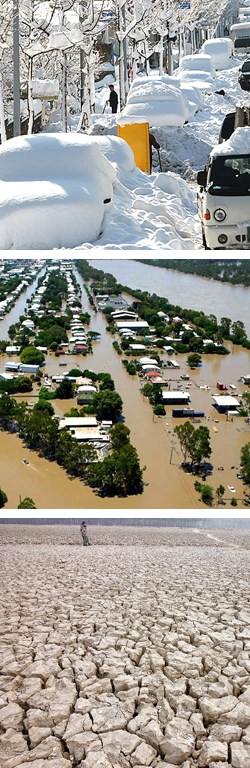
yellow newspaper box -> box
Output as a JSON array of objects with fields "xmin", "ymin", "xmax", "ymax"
[{"xmin": 117, "ymin": 117, "xmax": 150, "ymax": 174}]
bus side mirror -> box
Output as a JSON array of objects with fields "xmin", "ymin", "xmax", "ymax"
[{"xmin": 197, "ymin": 169, "xmax": 207, "ymax": 187}]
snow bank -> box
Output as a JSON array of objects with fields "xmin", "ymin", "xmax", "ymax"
[
  {"xmin": 211, "ymin": 126, "xmax": 250, "ymax": 155},
  {"xmin": 0, "ymin": 134, "xmax": 116, "ymax": 249},
  {"xmin": 91, "ymin": 135, "xmax": 135, "ymax": 173},
  {"xmin": 83, "ymin": 164, "xmax": 200, "ymax": 250},
  {"xmin": 179, "ymin": 54, "xmax": 216, "ymax": 77},
  {"xmin": 201, "ymin": 38, "xmax": 233, "ymax": 70},
  {"xmin": 95, "ymin": 74, "xmax": 115, "ymax": 91},
  {"xmin": 31, "ymin": 79, "xmax": 59, "ymax": 99},
  {"xmin": 48, "ymin": 29, "xmax": 83, "ymax": 49},
  {"xmin": 117, "ymin": 115, "xmax": 149, "ymax": 126}
]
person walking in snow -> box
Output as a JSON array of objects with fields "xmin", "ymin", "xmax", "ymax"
[
  {"xmin": 80, "ymin": 521, "xmax": 91, "ymax": 546},
  {"xmin": 108, "ymin": 85, "xmax": 118, "ymax": 113}
]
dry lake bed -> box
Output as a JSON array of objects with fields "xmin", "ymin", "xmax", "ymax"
[{"xmin": 1, "ymin": 524, "xmax": 250, "ymax": 768}]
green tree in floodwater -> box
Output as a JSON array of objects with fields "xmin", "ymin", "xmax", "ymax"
[
  {"xmin": 0, "ymin": 487, "xmax": 7, "ymax": 508},
  {"xmin": 18, "ymin": 497, "xmax": 37, "ymax": 509},
  {"xmin": 242, "ymin": 393, "xmax": 250, "ymax": 419},
  {"xmin": 93, "ymin": 390, "xmax": 123, "ymax": 422},
  {"xmin": 187, "ymin": 352, "xmax": 202, "ymax": 368},
  {"xmin": 194, "ymin": 481, "xmax": 213, "ymax": 506},
  {"xmin": 55, "ymin": 378, "xmax": 75, "ymax": 399},
  {"xmin": 110, "ymin": 423, "xmax": 130, "ymax": 451},
  {"xmin": 215, "ymin": 485, "xmax": 225, "ymax": 505},
  {"xmin": 241, "ymin": 442, "xmax": 250, "ymax": 484},
  {"xmin": 189, "ymin": 426, "xmax": 211, "ymax": 470},
  {"xmin": 20, "ymin": 346, "xmax": 45, "ymax": 366},
  {"xmin": 174, "ymin": 423, "xmax": 211, "ymax": 471},
  {"xmin": 174, "ymin": 422, "xmax": 195, "ymax": 463}
]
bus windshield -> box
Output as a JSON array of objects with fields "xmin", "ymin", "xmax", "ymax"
[{"xmin": 209, "ymin": 154, "xmax": 250, "ymax": 195}]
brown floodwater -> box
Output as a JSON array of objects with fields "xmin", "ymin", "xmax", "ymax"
[{"xmin": 0, "ymin": 261, "xmax": 250, "ymax": 510}]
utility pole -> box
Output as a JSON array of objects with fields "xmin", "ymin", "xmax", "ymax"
[
  {"xmin": 117, "ymin": 0, "xmax": 126, "ymax": 109},
  {"xmin": 13, "ymin": 0, "xmax": 20, "ymax": 136}
]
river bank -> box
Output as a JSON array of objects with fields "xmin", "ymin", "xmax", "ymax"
[{"xmin": 90, "ymin": 259, "xmax": 250, "ymax": 334}]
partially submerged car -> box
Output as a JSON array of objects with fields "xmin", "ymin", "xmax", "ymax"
[{"xmin": 197, "ymin": 127, "xmax": 250, "ymax": 249}]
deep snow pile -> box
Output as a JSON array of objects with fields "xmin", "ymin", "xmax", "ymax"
[
  {"xmin": 0, "ymin": 133, "xmax": 116, "ymax": 249},
  {"xmin": 77, "ymin": 136, "xmax": 200, "ymax": 250}
]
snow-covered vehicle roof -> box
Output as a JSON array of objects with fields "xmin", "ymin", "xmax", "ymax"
[
  {"xmin": 127, "ymin": 80, "xmax": 184, "ymax": 105},
  {"xmin": 122, "ymin": 78, "xmax": 188, "ymax": 127},
  {"xmin": 211, "ymin": 126, "xmax": 250, "ymax": 157},
  {"xmin": 0, "ymin": 133, "xmax": 116, "ymax": 249},
  {"xmin": 179, "ymin": 54, "xmax": 216, "ymax": 78},
  {"xmin": 201, "ymin": 37, "xmax": 233, "ymax": 70},
  {"xmin": 178, "ymin": 70, "xmax": 216, "ymax": 92}
]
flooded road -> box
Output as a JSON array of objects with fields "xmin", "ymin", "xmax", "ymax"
[
  {"xmin": 90, "ymin": 259, "xmax": 250, "ymax": 334},
  {"xmin": 0, "ymin": 266, "xmax": 46, "ymax": 340},
  {"xmin": 1, "ymin": 260, "xmax": 250, "ymax": 510}
]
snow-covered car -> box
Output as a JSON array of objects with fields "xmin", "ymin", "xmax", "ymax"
[
  {"xmin": 178, "ymin": 69, "xmax": 216, "ymax": 92},
  {"xmin": 197, "ymin": 127, "xmax": 250, "ymax": 249},
  {"xmin": 200, "ymin": 38, "xmax": 233, "ymax": 70},
  {"xmin": 178, "ymin": 54, "xmax": 216, "ymax": 92},
  {"xmin": 0, "ymin": 133, "xmax": 116, "ymax": 249},
  {"xmin": 122, "ymin": 78, "xmax": 188, "ymax": 127},
  {"xmin": 179, "ymin": 84, "xmax": 203, "ymax": 117},
  {"xmin": 179, "ymin": 54, "xmax": 216, "ymax": 77}
]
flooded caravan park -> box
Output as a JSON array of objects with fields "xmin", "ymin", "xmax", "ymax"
[{"xmin": 1, "ymin": 260, "xmax": 250, "ymax": 509}]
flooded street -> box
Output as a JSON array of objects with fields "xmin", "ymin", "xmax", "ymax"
[
  {"xmin": 1, "ymin": 259, "xmax": 250, "ymax": 509},
  {"xmin": 0, "ymin": 266, "xmax": 46, "ymax": 341}
]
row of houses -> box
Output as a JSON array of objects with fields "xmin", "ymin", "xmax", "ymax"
[{"xmin": 0, "ymin": 260, "xmax": 41, "ymax": 317}]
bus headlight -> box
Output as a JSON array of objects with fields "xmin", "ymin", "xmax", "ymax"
[{"xmin": 214, "ymin": 208, "xmax": 227, "ymax": 222}]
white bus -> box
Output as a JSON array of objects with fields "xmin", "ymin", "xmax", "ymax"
[{"xmin": 231, "ymin": 21, "xmax": 250, "ymax": 53}]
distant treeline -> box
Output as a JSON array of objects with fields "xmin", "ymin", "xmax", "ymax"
[
  {"xmin": 136, "ymin": 259, "xmax": 250, "ymax": 287},
  {"xmin": 1, "ymin": 518, "xmax": 250, "ymax": 529}
]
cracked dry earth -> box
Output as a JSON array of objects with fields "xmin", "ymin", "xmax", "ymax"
[{"xmin": 1, "ymin": 527, "xmax": 250, "ymax": 768}]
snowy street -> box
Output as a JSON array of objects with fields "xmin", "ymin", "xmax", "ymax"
[
  {"xmin": 1, "ymin": 39, "xmax": 250, "ymax": 249},
  {"xmin": 83, "ymin": 61, "xmax": 249, "ymax": 250}
]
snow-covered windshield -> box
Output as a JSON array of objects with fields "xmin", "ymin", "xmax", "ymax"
[{"xmin": 209, "ymin": 154, "xmax": 250, "ymax": 195}]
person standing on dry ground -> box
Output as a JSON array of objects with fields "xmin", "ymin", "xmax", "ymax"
[{"xmin": 80, "ymin": 521, "xmax": 91, "ymax": 546}]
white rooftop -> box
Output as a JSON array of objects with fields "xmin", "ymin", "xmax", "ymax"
[
  {"xmin": 116, "ymin": 321, "xmax": 149, "ymax": 329},
  {"xmin": 59, "ymin": 417, "xmax": 97, "ymax": 428},
  {"xmin": 129, "ymin": 344, "xmax": 146, "ymax": 350},
  {"xmin": 213, "ymin": 395, "xmax": 240, "ymax": 407},
  {"xmin": 162, "ymin": 391, "xmax": 190, "ymax": 401}
]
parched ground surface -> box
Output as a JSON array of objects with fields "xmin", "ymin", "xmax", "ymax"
[{"xmin": 1, "ymin": 526, "xmax": 250, "ymax": 768}]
